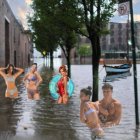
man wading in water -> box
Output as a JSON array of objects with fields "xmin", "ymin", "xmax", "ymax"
[{"xmin": 98, "ymin": 83, "xmax": 122, "ymax": 127}]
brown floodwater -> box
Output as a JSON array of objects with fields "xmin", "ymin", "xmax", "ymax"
[{"xmin": 0, "ymin": 58, "xmax": 140, "ymax": 140}]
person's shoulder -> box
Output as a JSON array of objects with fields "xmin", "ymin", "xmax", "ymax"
[
  {"xmin": 113, "ymin": 98, "xmax": 120, "ymax": 103},
  {"xmin": 84, "ymin": 101, "xmax": 91, "ymax": 109},
  {"xmin": 34, "ymin": 71, "xmax": 40, "ymax": 75},
  {"xmin": 113, "ymin": 99, "xmax": 122, "ymax": 107},
  {"xmin": 63, "ymin": 76, "xmax": 68, "ymax": 80},
  {"xmin": 25, "ymin": 72, "xmax": 30, "ymax": 76},
  {"xmin": 99, "ymin": 99, "xmax": 103, "ymax": 104}
]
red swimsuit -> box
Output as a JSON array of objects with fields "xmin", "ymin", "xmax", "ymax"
[{"xmin": 57, "ymin": 78, "xmax": 65, "ymax": 96}]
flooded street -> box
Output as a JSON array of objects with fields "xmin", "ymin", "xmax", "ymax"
[{"xmin": 0, "ymin": 58, "xmax": 140, "ymax": 140}]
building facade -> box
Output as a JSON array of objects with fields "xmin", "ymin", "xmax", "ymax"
[
  {"xmin": 0, "ymin": 0, "xmax": 33, "ymax": 67},
  {"xmin": 100, "ymin": 22, "xmax": 129, "ymax": 52},
  {"xmin": 100, "ymin": 21, "xmax": 140, "ymax": 52},
  {"xmin": 76, "ymin": 22, "xmax": 140, "ymax": 58},
  {"xmin": 135, "ymin": 22, "xmax": 140, "ymax": 50}
]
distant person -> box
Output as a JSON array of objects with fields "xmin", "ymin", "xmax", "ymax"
[
  {"xmin": 80, "ymin": 87, "xmax": 104, "ymax": 136},
  {"xmin": 98, "ymin": 83, "xmax": 122, "ymax": 127},
  {"xmin": 57, "ymin": 65, "xmax": 69, "ymax": 104},
  {"xmin": 0, "ymin": 64, "xmax": 24, "ymax": 98},
  {"xmin": 23, "ymin": 63, "xmax": 42, "ymax": 100}
]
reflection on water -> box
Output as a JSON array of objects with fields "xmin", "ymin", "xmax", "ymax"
[
  {"xmin": 103, "ymin": 72, "xmax": 132, "ymax": 82},
  {"xmin": 0, "ymin": 58, "xmax": 140, "ymax": 140}
]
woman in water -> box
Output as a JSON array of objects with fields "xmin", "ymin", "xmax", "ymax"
[
  {"xmin": 23, "ymin": 63, "xmax": 42, "ymax": 100},
  {"xmin": 80, "ymin": 87, "xmax": 104, "ymax": 136},
  {"xmin": 57, "ymin": 65, "xmax": 69, "ymax": 104},
  {"xmin": 0, "ymin": 64, "xmax": 24, "ymax": 98}
]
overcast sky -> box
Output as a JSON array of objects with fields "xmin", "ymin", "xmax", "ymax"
[{"xmin": 7, "ymin": 0, "xmax": 140, "ymax": 29}]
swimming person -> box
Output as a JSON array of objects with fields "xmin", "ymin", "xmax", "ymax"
[
  {"xmin": 23, "ymin": 63, "xmax": 42, "ymax": 100},
  {"xmin": 0, "ymin": 64, "xmax": 24, "ymax": 98},
  {"xmin": 57, "ymin": 65, "xmax": 69, "ymax": 104},
  {"xmin": 98, "ymin": 83, "xmax": 122, "ymax": 127},
  {"xmin": 80, "ymin": 87, "xmax": 104, "ymax": 136}
]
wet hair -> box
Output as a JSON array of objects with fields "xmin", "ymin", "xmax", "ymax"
[
  {"xmin": 80, "ymin": 86, "xmax": 92, "ymax": 96},
  {"xmin": 32, "ymin": 63, "xmax": 37, "ymax": 70},
  {"xmin": 59, "ymin": 65, "xmax": 67, "ymax": 73},
  {"xmin": 102, "ymin": 83, "xmax": 113, "ymax": 91},
  {"xmin": 33, "ymin": 63, "xmax": 37, "ymax": 66},
  {"xmin": 6, "ymin": 64, "xmax": 15, "ymax": 75}
]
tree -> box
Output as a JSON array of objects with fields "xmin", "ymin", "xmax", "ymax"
[
  {"xmin": 28, "ymin": 0, "xmax": 58, "ymax": 70},
  {"xmin": 58, "ymin": 30, "xmax": 77, "ymax": 77},
  {"xmin": 28, "ymin": 0, "xmax": 116, "ymax": 101},
  {"xmin": 78, "ymin": 44, "xmax": 92, "ymax": 56},
  {"xmin": 78, "ymin": 44, "xmax": 92, "ymax": 63},
  {"xmin": 28, "ymin": 0, "xmax": 80, "ymax": 76},
  {"xmin": 51, "ymin": 0, "xmax": 81, "ymax": 77},
  {"xmin": 74, "ymin": 0, "xmax": 116, "ymax": 101}
]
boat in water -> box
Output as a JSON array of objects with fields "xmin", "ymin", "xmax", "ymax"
[
  {"xmin": 103, "ymin": 71, "xmax": 132, "ymax": 82},
  {"xmin": 104, "ymin": 63, "xmax": 132, "ymax": 75}
]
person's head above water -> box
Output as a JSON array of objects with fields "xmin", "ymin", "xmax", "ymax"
[
  {"xmin": 59, "ymin": 65, "xmax": 67, "ymax": 77},
  {"xmin": 102, "ymin": 83, "xmax": 113, "ymax": 91},
  {"xmin": 102, "ymin": 83, "xmax": 113, "ymax": 98},
  {"xmin": 31, "ymin": 63, "xmax": 37, "ymax": 73},
  {"xmin": 80, "ymin": 86, "xmax": 92, "ymax": 102},
  {"xmin": 6, "ymin": 64, "xmax": 14, "ymax": 75}
]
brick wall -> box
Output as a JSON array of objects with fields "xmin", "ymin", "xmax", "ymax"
[{"xmin": 0, "ymin": 0, "xmax": 33, "ymax": 68}]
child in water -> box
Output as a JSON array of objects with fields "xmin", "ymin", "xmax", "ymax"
[{"xmin": 80, "ymin": 87, "xmax": 104, "ymax": 136}]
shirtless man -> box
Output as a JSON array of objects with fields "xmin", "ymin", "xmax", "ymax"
[{"xmin": 98, "ymin": 83, "xmax": 122, "ymax": 127}]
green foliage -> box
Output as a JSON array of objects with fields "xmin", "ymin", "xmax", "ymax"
[
  {"xmin": 78, "ymin": 44, "xmax": 92, "ymax": 56},
  {"xmin": 28, "ymin": 0, "xmax": 81, "ymax": 57},
  {"xmin": 75, "ymin": 0, "xmax": 117, "ymax": 38},
  {"xmin": 27, "ymin": 0, "xmax": 117, "ymax": 98},
  {"xmin": 28, "ymin": 0, "xmax": 116, "ymax": 55},
  {"xmin": 27, "ymin": 0, "xmax": 60, "ymax": 56}
]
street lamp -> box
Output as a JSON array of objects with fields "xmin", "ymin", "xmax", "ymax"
[{"xmin": 128, "ymin": 40, "xmax": 132, "ymax": 46}]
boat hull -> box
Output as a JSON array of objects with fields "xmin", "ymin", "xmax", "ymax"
[{"xmin": 104, "ymin": 64, "xmax": 131, "ymax": 75}]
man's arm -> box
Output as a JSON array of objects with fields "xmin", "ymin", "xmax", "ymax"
[
  {"xmin": 112, "ymin": 102, "xmax": 122, "ymax": 125},
  {"xmin": 101, "ymin": 102, "xmax": 122, "ymax": 127}
]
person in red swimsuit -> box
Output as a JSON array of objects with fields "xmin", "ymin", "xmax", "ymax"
[{"xmin": 57, "ymin": 65, "xmax": 69, "ymax": 104}]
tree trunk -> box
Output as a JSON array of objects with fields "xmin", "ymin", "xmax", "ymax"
[
  {"xmin": 90, "ymin": 0, "xmax": 101, "ymax": 102},
  {"xmin": 66, "ymin": 48, "xmax": 71, "ymax": 78},
  {"xmin": 59, "ymin": 44, "xmax": 71, "ymax": 77},
  {"xmin": 50, "ymin": 50, "xmax": 54, "ymax": 70},
  {"xmin": 91, "ymin": 37, "xmax": 100, "ymax": 102}
]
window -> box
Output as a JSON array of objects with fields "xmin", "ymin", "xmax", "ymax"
[
  {"xmin": 14, "ymin": 28, "xmax": 16, "ymax": 43},
  {"xmin": 111, "ymin": 38, "xmax": 114, "ymax": 43},
  {"xmin": 111, "ymin": 24, "xmax": 114, "ymax": 29},
  {"xmin": 111, "ymin": 31, "xmax": 114, "ymax": 36},
  {"xmin": 118, "ymin": 37, "xmax": 122, "ymax": 43},
  {"xmin": 18, "ymin": 33, "xmax": 20, "ymax": 45},
  {"xmin": 118, "ymin": 30, "xmax": 122, "ymax": 35},
  {"xmin": 118, "ymin": 23, "xmax": 122, "ymax": 29}
]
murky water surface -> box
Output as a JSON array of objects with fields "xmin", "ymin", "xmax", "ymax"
[{"xmin": 0, "ymin": 58, "xmax": 140, "ymax": 140}]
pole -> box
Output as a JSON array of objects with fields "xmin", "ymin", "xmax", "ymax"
[
  {"xmin": 129, "ymin": 0, "xmax": 139, "ymax": 125},
  {"xmin": 127, "ymin": 13, "xmax": 129, "ymax": 61}
]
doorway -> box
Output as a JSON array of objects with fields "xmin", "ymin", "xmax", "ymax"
[
  {"xmin": 5, "ymin": 19, "xmax": 10, "ymax": 66},
  {"xmin": 14, "ymin": 50, "xmax": 16, "ymax": 67}
]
